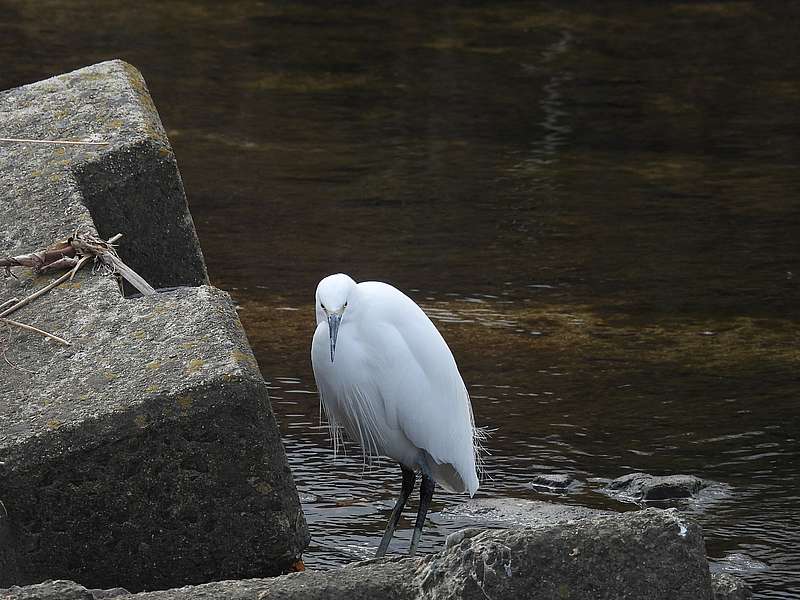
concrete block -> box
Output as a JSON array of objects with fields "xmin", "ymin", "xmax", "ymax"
[{"xmin": 0, "ymin": 61, "xmax": 308, "ymax": 591}]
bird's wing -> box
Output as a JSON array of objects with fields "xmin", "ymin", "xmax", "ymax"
[{"xmin": 359, "ymin": 284, "xmax": 479, "ymax": 495}]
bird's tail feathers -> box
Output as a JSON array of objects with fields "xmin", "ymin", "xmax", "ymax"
[{"xmin": 473, "ymin": 425, "xmax": 494, "ymax": 485}]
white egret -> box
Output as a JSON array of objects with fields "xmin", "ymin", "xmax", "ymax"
[{"xmin": 311, "ymin": 273, "xmax": 483, "ymax": 557}]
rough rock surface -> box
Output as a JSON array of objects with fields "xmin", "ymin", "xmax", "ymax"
[
  {"xmin": 0, "ymin": 580, "xmax": 94, "ymax": 600},
  {"xmin": 711, "ymin": 573, "xmax": 753, "ymax": 600},
  {"xmin": 440, "ymin": 496, "xmax": 610, "ymax": 527},
  {"xmin": 1, "ymin": 510, "xmax": 721, "ymax": 600},
  {"xmin": 0, "ymin": 501, "xmax": 20, "ymax": 586},
  {"xmin": 606, "ymin": 472, "xmax": 706, "ymax": 502},
  {"xmin": 0, "ymin": 61, "xmax": 308, "ymax": 591}
]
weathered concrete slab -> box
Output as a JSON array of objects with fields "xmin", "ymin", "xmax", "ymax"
[
  {"xmin": 0, "ymin": 61, "xmax": 308, "ymax": 591},
  {"xmin": 1, "ymin": 510, "xmax": 731, "ymax": 600},
  {"xmin": 439, "ymin": 496, "xmax": 610, "ymax": 527}
]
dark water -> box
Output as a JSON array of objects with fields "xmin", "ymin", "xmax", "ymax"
[{"xmin": 3, "ymin": 2, "xmax": 799, "ymax": 597}]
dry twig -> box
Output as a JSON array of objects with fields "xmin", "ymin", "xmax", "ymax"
[
  {"xmin": 0, "ymin": 323, "xmax": 37, "ymax": 374},
  {"xmin": 0, "ymin": 298, "xmax": 19, "ymax": 312},
  {"xmin": 0, "ymin": 232, "xmax": 126, "ymax": 319},
  {"xmin": 0, "ymin": 231, "xmax": 156, "ymax": 350},
  {"xmin": 0, "ymin": 270, "xmax": 75, "ymax": 318},
  {"xmin": 0, "ymin": 317, "xmax": 70, "ymax": 345},
  {"xmin": 0, "ymin": 137, "xmax": 108, "ymax": 146},
  {"xmin": 1, "ymin": 239, "xmax": 76, "ymax": 276}
]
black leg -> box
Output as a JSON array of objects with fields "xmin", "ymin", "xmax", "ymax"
[
  {"xmin": 376, "ymin": 465, "xmax": 416, "ymax": 558},
  {"xmin": 408, "ymin": 473, "xmax": 435, "ymax": 556}
]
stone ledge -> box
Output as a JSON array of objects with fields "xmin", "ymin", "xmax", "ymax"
[{"xmin": 0, "ymin": 510, "xmax": 753, "ymax": 600}]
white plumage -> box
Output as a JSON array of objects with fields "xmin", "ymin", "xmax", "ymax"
[{"xmin": 310, "ymin": 273, "xmax": 482, "ymax": 556}]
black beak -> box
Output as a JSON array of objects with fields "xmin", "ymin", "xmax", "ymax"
[{"xmin": 327, "ymin": 313, "xmax": 341, "ymax": 363}]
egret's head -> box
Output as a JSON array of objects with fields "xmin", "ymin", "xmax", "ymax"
[{"xmin": 315, "ymin": 273, "xmax": 356, "ymax": 363}]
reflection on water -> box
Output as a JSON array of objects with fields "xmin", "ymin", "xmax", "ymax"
[{"xmin": 2, "ymin": 2, "xmax": 799, "ymax": 597}]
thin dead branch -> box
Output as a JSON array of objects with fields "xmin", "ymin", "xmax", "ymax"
[
  {"xmin": 103, "ymin": 254, "xmax": 156, "ymax": 295},
  {"xmin": 1, "ymin": 239, "xmax": 76, "ymax": 275},
  {"xmin": 1, "ymin": 265, "xmax": 82, "ymax": 318},
  {"xmin": 0, "ymin": 298, "xmax": 19, "ymax": 312},
  {"xmin": 0, "ymin": 323, "xmax": 37, "ymax": 374},
  {"xmin": 1, "ymin": 317, "xmax": 70, "ymax": 345},
  {"xmin": 0, "ymin": 231, "xmax": 156, "ymax": 350},
  {"xmin": 39, "ymin": 256, "xmax": 80, "ymax": 273},
  {"xmin": 0, "ymin": 232, "xmax": 125, "ymax": 320},
  {"xmin": 0, "ymin": 137, "xmax": 108, "ymax": 146},
  {"xmin": 68, "ymin": 255, "xmax": 91, "ymax": 282}
]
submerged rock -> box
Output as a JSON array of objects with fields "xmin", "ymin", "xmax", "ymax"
[
  {"xmin": 2, "ymin": 510, "xmax": 730, "ymax": 600},
  {"xmin": 711, "ymin": 552, "xmax": 769, "ymax": 575},
  {"xmin": 605, "ymin": 472, "xmax": 706, "ymax": 502},
  {"xmin": 528, "ymin": 472, "xmax": 583, "ymax": 492}
]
